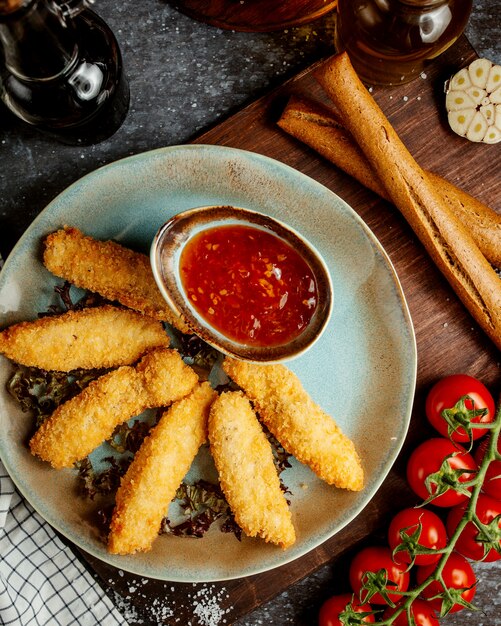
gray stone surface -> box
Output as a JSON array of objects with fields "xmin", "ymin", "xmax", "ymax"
[
  {"xmin": 2, "ymin": 2, "xmax": 498, "ymax": 259},
  {"xmin": 0, "ymin": 2, "xmax": 499, "ymax": 625}
]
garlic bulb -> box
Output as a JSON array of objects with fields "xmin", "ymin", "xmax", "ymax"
[{"xmin": 445, "ymin": 58, "xmax": 501, "ymax": 144}]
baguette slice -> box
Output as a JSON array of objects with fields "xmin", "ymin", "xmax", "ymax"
[
  {"xmin": 314, "ymin": 52, "xmax": 501, "ymax": 350},
  {"xmin": 278, "ymin": 94, "xmax": 501, "ymax": 267}
]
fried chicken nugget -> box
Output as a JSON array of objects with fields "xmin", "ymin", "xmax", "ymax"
[
  {"xmin": 0, "ymin": 305, "xmax": 169, "ymax": 371},
  {"xmin": 108, "ymin": 382, "xmax": 217, "ymax": 555},
  {"xmin": 43, "ymin": 226, "xmax": 191, "ymax": 333},
  {"xmin": 223, "ymin": 358, "xmax": 364, "ymax": 492},
  {"xmin": 30, "ymin": 348, "xmax": 198, "ymax": 469},
  {"xmin": 209, "ymin": 391, "xmax": 295, "ymax": 549}
]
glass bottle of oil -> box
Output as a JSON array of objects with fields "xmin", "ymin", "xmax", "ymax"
[
  {"xmin": 0, "ymin": 0, "xmax": 129, "ymax": 144},
  {"xmin": 335, "ymin": 0, "xmax": 473, "ymax": 86}
]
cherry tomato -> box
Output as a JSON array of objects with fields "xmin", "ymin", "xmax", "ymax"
[
  {"xmin": 416, "ymin": 552, "xmax": 476, "ymax": 613},
  {"xmin": 406, "ymin": 438, "xmax": 477, "ymax": 507},
  {"xmin": 474, "ymin": 436, "xmax": 501, "ymax": 500},
  {"xmin": 383, "ymin": 599, "xmax": 439, "ymax": 625},
  {"xmin": 446, "ymin": 494, "xmax": 501, "ymax": 562},
  {"xmin": 388, "ymin": 508, "xmax": 447, "ymax": 566},
  {"xmin": 425, "ymin": 374, "xmax": 495, "ymax": 442},
  {"xmin": 318, "ymin": 593, "xmax": 375, "ymax": 626},
  {"xmin": 349, "ymin": 546, "xmax": 410, "ymax": 605}
]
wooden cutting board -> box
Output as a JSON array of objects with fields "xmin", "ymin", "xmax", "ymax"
[{"xmin": 82, "ymin": 36, "xmax": 500, "ymax": 625}]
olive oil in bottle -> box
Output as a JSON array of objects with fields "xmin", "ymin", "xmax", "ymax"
[{"xmin": 335, "ymin": 0, "xmax": 473, "ymax": 86}]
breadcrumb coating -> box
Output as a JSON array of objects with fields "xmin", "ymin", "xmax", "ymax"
[
  {"xmin": 108, "ymin": 382, "xmax": 216, "ymax": 555},
  {"xmin": 222, "ymin": 358, "xmax": 364, "ymax": 492},
  {"xmin": 43, "ymin": 226, "xmax": 191, "ymax": 333},
  {"xmin": 209, "ymin": 391, "xmax": 296, "ymax": 549},
  {"xmin": 0, "ymin": 305, "xmax": 169, "ymax": 371},
  {"xmin": 29, "ymin": 348, "xmax": 198, "ymax": 468}
]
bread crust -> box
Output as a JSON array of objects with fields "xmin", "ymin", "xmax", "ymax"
[
  {"xmin": 278, "ymin": 94, "xmax": 501, "ymax": 267},
  {"xmin": 313, "ymin": 53, "xmax": 501, "ymax": 350}
]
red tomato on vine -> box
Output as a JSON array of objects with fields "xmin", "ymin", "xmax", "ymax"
[
  {"xmin": 406, "ymin": 438, "xmax": 477, "ymax": 507},
  {"xmin": 426, "ymin": 374, "xmax": 495, "ymax": 443},
  {"xmin": 416, "ymin": 551, "xmax": 477, "ymax": 614},
  {"xmin": 388, "ymin": 507, "xmax": 447, "ymax": 566},
  {"xmin": 446, "ymin": 493, "xmax": 501, "ymax": 562},
  {"xmin": 318, "ymin": 593, "xmax": 375, "ymax": 626},
  {"xmin": 349, "ymin": 546, "xmax": 410, "ymax": 605}
]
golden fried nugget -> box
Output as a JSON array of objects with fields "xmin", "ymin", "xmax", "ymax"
[
  {"xmin": 209, "ymin": 391, "xmax": 295, "ymax": 549},
  {"xmin": 223, "ymin": 358, "xmax": 364, "ymax": 492},
  {"xmin": 43, "ymin": 226, "xmax": 191, "ymax": 333},
  {"xmin": 108, "ymin": 382, "xmax": 216, "ymax": 555},
  {"xmin": 30, "ymin": 348, "xmax": 198, "ymax": 468},
  {"xmin": 0, "ymin": 305, "xmax": 169, "ymax": 371}
]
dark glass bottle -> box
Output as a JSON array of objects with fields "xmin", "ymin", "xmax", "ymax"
[
  {"xmin": 335, "ymin": 0, "xmax": 473, "ymax": 85},
  {"xmin": 0, "ymin": 0, "xmax": 129, "ymax": 144}
]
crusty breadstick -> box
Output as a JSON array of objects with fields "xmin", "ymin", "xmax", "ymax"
[
  {"xmin": 222, "ymin": 358, "xmax": 364, "ymax": 492},
  {"xmin": 279, "ymin": 95, "xmax": 383, "ymax": 196},
  {"xmin": 209, "ymin": 390, "xmax": 296, "ymax": 549},
  {"xmin": 30, "ymin": 348, "xmax": 199, "ymax": 468},
  {"xmin": 108, "ymin": 382, "xmax": 216, "ymax": 555},
  {"xmin": 0, "ymin": 305, "xmax": 169, "ymax": 371},
  {"xmin": 43, "ymin": 226, "xmax": 191, "ymax": 333},
  {"xmin": 314, "ymin": 52, "xmax": 501, "ymax": 350},
  {"xmin": 278, "ymin": 94, "xmax": 501, "ymax": 267}
]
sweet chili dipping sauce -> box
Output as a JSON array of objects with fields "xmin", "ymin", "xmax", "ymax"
[{"xmin": 179, "ymin": 224, "xmax": 319, "ymax": 347}]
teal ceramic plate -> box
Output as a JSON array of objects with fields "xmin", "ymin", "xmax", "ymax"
[{"xmin": 0, "ymin": 145, "xmax": 417, "ymax": 582}]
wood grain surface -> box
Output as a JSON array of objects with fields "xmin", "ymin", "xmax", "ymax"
[{"xmin": 82, "ymin": 35, "xmax": 500, "ymax": 625}]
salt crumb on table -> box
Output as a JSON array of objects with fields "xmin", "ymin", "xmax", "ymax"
[{"xmin": 110, "ymin": 579, "xmax": 232, "ymax": 626}]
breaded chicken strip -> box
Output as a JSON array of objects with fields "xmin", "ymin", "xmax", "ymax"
[
  {"xmin": 209, "ymin": 391, "xmax": 295, "ymax": 549},
  {"xmin": 223, "ymin": 358, "xmax": 364, "ymax": 492},
  {"xmin": 108, "ymin": 382, "xmax": 217, "ymax": 555},
  {"xmin": 0, "ymin": 305, "xmax": 169, "ymax": 371},
  {"xmin": 30, "ymin": 348, "xmax": 198, "ymax": 468},
  {"xmin": 43, "ymin": 226, "xmax": 191, "ymax": 333}
]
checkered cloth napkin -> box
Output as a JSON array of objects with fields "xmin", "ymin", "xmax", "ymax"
[{"xmin": 0, "ymin": 461, "xmax": 127, "ymax": 626}]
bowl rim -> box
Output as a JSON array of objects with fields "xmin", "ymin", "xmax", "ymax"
[{"xmin": 150, "ymin": 205, "xmax": 334, "ymax": 363}]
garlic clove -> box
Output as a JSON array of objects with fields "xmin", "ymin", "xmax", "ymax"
[
  {"xmin": 486, "ymin": 64, "xmax": 501, "ymax": 93},
  {"xmin": 448, "ymin": 108, "xmax": 475, "ymax": 136},
  {"xmin": 490, "ymin": 86, "xmax": 501, "ymax": 105},
  {"xmin": 465, "ymin": 111, "xmax": 489, "ymax": 142},
  {"xmin": 484, "ymin": 126, "xmax": 501, "ymax": 145},
  {"xmin": 495, "ymin": 104, "xmax": 501, "ymax": 127},
  {"xmin": 449, "ymin": 67, "xmax": 471, "ymax": 91},
  {"xmin": 445, "ymin": 90, "xmax": 476, "ymax": 111},
  {"xmin": 468, "ymin": 58, "xmax": 491, "ymax": 89},
  {"xmin": 446, "ymin": 58, "xmax": 501, "ymax": 144},
  {"xmin": 480, "ymin": 103, "xmax": 495, "ymax": 126},
  {"xmin": 465, "ymin": 86, "xmax": 487, "ymax": 106}
]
